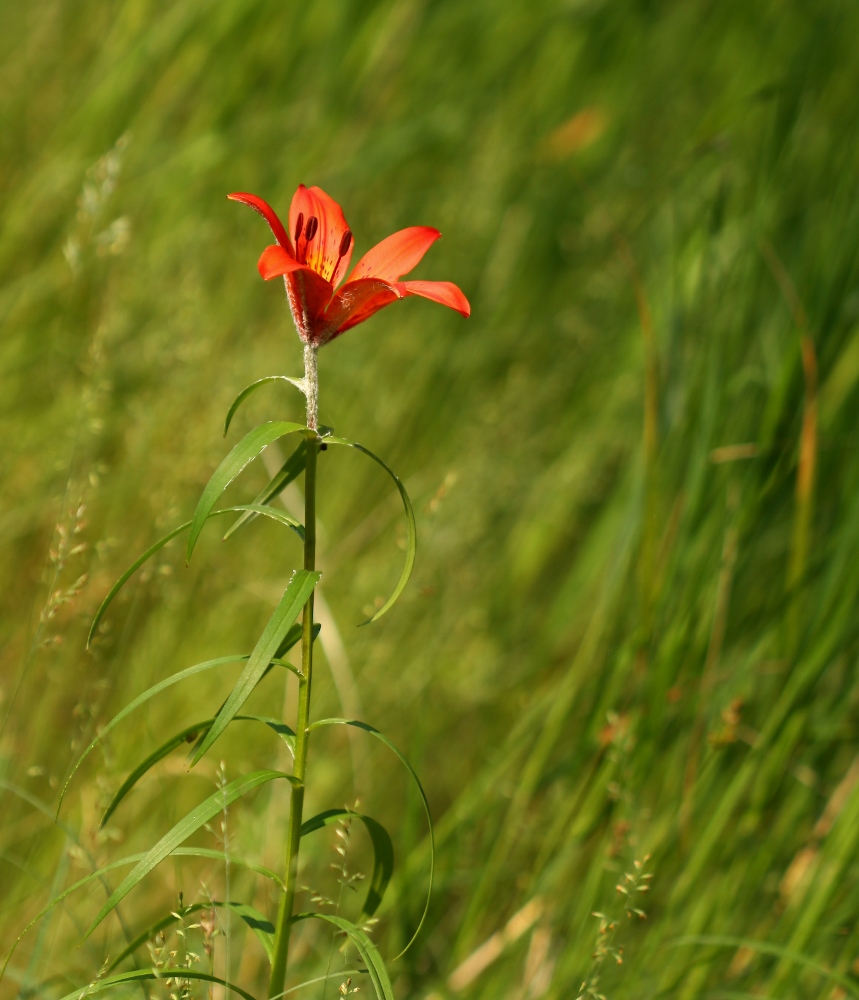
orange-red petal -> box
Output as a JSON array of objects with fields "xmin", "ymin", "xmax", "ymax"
[
  {"xmin": 398, "ymin": 280, "xmax": 471, "ymax": 317},
  {"xmin": 321, "ymin": 278, "xmax": 403, "ymax": 341},
  {"xmin": 228, "ymin": 192, "xmax": 293, "ymax": 252},
  {"xmin": 289, "ymin": 184, "xmax": 353, "ymax": 286},
  {"xmin": 258, "ymin": 244, "xmax": 315, "ymax": 280},
  {"xmin": 348, "ymin": 227, "xmax": 441, "ymax": 284}
]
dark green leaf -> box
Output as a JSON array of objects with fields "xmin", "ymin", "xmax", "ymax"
[
  {"xmin": 88, "ymin": 504, "xmax": 303, "ymax": 647},
  {"xmin": 309, "ymin": 719, "xmax": 433, "ymax": 957},
  {"xmin": 301, "ymin": 809, "xmax": 394, "ymax": 920},
  {"xmin": 223, "ymin": 439, "xmax": 306, "ymax": 541},
  {"xmin": 224, "ymin": 375, "xmax": 306, "ymax": 436},
  {"xmin": 187, "ymin": 421, "xmax": 306, "ymax": 561},
  {"xmin": 325, "ymin": 437, "xmax": 415, "ymax": 624},
  {"xmin": 190, "ymin": 570, "xmax": 320, "ymax": 764},
  {"xmin": 85, "ymin": 770, "xmax": 296, "ymax": 938},
  {"xmin": 291, "ymin": 912, "xmax": 394, "ymax": 1000},
  {"xmin": 101, "ymin": 715, "xmax": 296, "ymax": 827}
]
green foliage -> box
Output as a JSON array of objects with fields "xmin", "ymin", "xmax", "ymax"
[{"xmin": 3, "ymin": 0, "xmax": 859, "ymax": 998}]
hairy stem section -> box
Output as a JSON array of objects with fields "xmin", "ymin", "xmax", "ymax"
[{"xmin": 269, "ymin": 353, "xmax": 319, "ymax": 997}]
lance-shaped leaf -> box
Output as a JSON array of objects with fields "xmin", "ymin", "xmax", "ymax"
[
  {"xmin": 56, "ymin": 969, "xmax": 256, "ymax": 1000},
  {"xmin": 59, "ymin": 639, "xmax": 303, "ymax": 815},
  {"xmin": 291, "ymin": 912, "xmax": 394, "ymax": 1000},
  {"xmin": 223, "ymin": 438, "xmax": 306, "ymax": 541},
  {"xmin": 301, "ymin": 809, "xmax": 394, "ymax": 920},
  {"xmin": 187, "ymin": 420, "xmax": 308, "ymax": 561},
  {"xmin": 101, "ymin": 716, "xmax": 296, "ymax": 827},
  {"xmin": 109, "ymin": 899, "xmax": 274, "ymax": 972},
  {"xmin": 224, "ymin": 375, "xmax": 307, "ymax": 436},
  {"xmin": 325, "ymin": 437, "xmax": 415, "ymax": 624},
  {"xmin": 309, "ymin": 719, "xmax": 433, "ymax": 958},
  {"xmin": 88, "ymin": 504, "xmax": 303, "ymax": 646},
  {"xmin": 85, "ymin": 770, "xmax": 296, "ymax": 938},
  {"xmin": 190, "ymin": 570, "xmax": 320, "ymax": 765}
]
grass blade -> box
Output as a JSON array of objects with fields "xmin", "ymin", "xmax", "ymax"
[
  {"xmin": 88, "ymin": 504, "xmax": 303, "ymax": 647},
  {"xmin": 190, "ymin": 570, "xmax": 320, "ymax": 765},
  {"xmin": 85, "ymin": 770, "xmax": 296, "ymax": 938},
  {"xmin": 223, "ymin": 439, "xmax": 307, "ymax": 541},
  {"xmin": 224, "ymin": 375, "xmax": 306, "ymax": 436},
  {"xmin": 109, "ymin": 899, "xmax": 275, "ymax": 972},
  {"xmin": 101, "ymin": 715, "xmax": 296, "ymax": 827},
  {"xmin": 57, "ymin": 969, "xmax": 257, "ymax": 1000},
  {"xmin": 309, "ymin": 719, "xmax": 433, "ymax": 957},
  {"xmin": 187, "ymin": 421, "xmax": 307, "ymax": 561},
  {"xmin": 291, "ymin": 913, "xmax": 394, "ymax": 1000},
  {"xmin": 301, "ymin": 809, "xmax": 394, "ymax": 919},
  {"xmin": 325, "ymin": 437, "xmax": 415, "ymax": 624}
]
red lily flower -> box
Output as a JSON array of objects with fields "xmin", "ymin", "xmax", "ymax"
[{"xmin": 228, "ymin": 185, "xmax": 470, "ymax": 347}]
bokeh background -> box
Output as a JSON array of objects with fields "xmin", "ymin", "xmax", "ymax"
[{"xmin": 3, "ymin": 0, "xmax": 859, "ymax": 996}]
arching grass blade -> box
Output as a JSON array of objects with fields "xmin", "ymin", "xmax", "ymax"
[
  {"xmin": 301, "ymin": 809, "xmax": 394, "ymax": 919},
  {"xmin": 88, "ymin": 504, "xmax": 303, "ymax": 647},
  {"xmin": 190, "ymin": 570, "xmax": 320, "ymax": 765},
  {"xmin": 224, "ymin": 375, "xmax": 307, "ymax": 436},
  {"xmin": 101, "ymin": 715, "xmax": 296, "ymax": 827},
  {"xmin": 187, "ymin": 421, "xmax": 307, "ymax": 561},
  {"xmin": 109, "ymin": 899, "xmax": 275, "ymax": 972},
  {"xmin": 57, "ymin": 969, "xmax": 257, "ymax": 1000},
  {"xmin": 325, "ymin": 437, "xmax": 415, "ymax": 624},
  {"xmin": 291, "ymin": 913, "xmax": 394, "ymax": 1000},
  {"xmin": 85, "ymin": 770, "xmax": 296, "ymax": 938},
  {"xmin": 309, "ymin": 719, "xmax": 433, "ymax": 957},
  {"xmin": 223, "ymin": 439, "xmax": 307, "ymax": 541}
]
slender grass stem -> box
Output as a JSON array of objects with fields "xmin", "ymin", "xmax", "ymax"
[{"xmin": 269, "ymin": 347, "xmax": 319, "ymax": 997}]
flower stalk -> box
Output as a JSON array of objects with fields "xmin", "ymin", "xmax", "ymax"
[{"xmin": 269, "ymin": 349, "xmax": 319, "ymax": 996}]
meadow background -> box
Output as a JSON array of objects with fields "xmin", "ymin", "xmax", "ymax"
[{"xmin": 2, "ymin": 0, "xmax": 859, "ymax": 996}]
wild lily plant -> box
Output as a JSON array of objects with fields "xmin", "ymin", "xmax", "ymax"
[{"xmin": 3, "ymin": 184, "xmax": 469, "ymax": 998}]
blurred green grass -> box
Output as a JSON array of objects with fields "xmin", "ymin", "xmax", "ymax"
[{"xmin": 3, "ymin": 0, "xmax": 859, "ymax": 996}]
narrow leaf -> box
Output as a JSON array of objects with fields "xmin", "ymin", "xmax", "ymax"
[
  {"xmin": 224, "ymin": 375, "xmax": 307, "ymax": 436},
  {"xmin": 109, "ymin": 899, "xmax": 274, "ymax": 972},
  {"xmin": 56, "ymin": 969, "xmax": 256, "ymax": 1000},
  {"xmin": 187, "ymin": 421, "xmax": 307, "ymax": 561},
  {"xmin": 88, "ymin": 504, "xmax": 303, "ymax": 647},
  {"xmin": 191, "ymin": 570, "xmax": 320, "ymax": 764},
  {"xmin": 85, "ymin": 770, "xmax": 295, "ymax": 937},
  {"xmin": 301, "ymin": 809, "xmax": 394, "ymax": 920},
  {"xmin": 291, "ymin": 913, "xmax": 394, "ymax": 1000},
  {"xmin": 325, "ymin": 437, "xmax": 416, "ymax": 624},
  {"xmin": 101, "ymin": 715, "xmax": 295, "ymax": 827},
  {"xmin": 223, "ymin": 439, "xmax": 306, "ymax": 541},
  {"xmin": 309, "ymin": 719, "xmax": 433, "ymax": 957}
]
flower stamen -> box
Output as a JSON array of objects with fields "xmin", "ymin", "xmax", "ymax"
[{"xmin": 305, "ymin": 216, "xmax": 319, "ymax": 241}]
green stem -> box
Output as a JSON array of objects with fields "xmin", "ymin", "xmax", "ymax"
[{"xmin": 269, "ymin": 347, "xmax": 319, "ymax": 997}]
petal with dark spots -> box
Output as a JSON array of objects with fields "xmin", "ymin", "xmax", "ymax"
[{"xmin": 289, "ymin": 185, "xmax": 353, "ymax": 286}]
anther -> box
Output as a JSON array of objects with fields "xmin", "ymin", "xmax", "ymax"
[
  {"xmin": 294, "ymin": 213, "xmax": 304, "ymax": 244},
  {"xmin": 305, "ymin": 216, "xmax": 319, "ymax": 241},
  {"xmin": 338, "ymin": 230, "xmax": 353, "ymax": 257}
]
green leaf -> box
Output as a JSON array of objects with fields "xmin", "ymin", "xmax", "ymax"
[
  {"xmin": 223, "ymin": 439, "xmax": 307, "ymax": 541},
  {"xmin": 56, "ymin": 969, "xmax": 256, "ymax": 1000},
  {"xmin": 109, "ymin": 899, "xmax": 274, "ymax": 972},
  {"xmin": 85, "ymin": 770, "xmax": 296, "ymax": 938},
  {"xmin": 187, "ymin": 420, "xmax": 307, "ymax": 561},
  {"xmin": 101, "ymin": 715, "xmax": 296, "ymax": 827},
  {"xmin": 191, "ymin": 570, "xmax": 320, "ymax": 764},
  {"xmin": 325, "ymin": 437, "xmax": 416, "ymax": 624},
  {"xmin": 309, "ymin": 719, "xmax": 433, "ymax": 958},
  {"xmin": 58, "ymin": 647, "xmax": 302, "ymax": 816},
  {"xmin": 88, "ymin": 504, "xmax": 303, "ymax": 647},
  {"xmin": 291, "ymin": 912, "xmax": 394, "ymax": 1000},
  {"xmin": 224, "ymin": 375, "xmax": 307, "ymax": 436},
  {"xmin": 670, "ymin": 936, "xmax": 859, "ymax": 997},
  {"xmin": 301, "ymin": 809, "xmax": 394, "ymax": 920}
]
